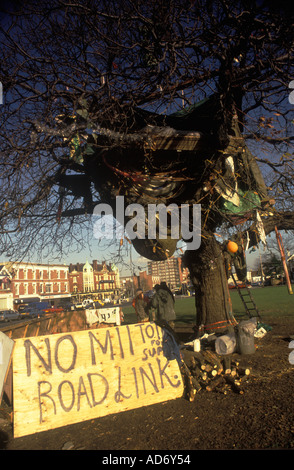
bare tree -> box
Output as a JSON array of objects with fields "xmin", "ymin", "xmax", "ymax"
[{"xmin": 0, "ymin": 0, "xmax": 293, "ymax": 332}]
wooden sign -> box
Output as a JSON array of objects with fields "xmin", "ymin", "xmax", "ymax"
[
  {"xmin": 13, "ymin": 323, "xmax": 184, "ymax": 438},
  {"xmin": 0, "ymin": 331, "xmax": 15, "ymax": 402}
]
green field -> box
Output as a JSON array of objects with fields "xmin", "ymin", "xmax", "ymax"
[{"xmin": 122, "ymin": 285, "xmax": 294, "ymax": 326}]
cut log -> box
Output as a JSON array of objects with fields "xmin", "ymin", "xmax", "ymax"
[
  {"xmin": 180, "ymin": 362, "xmax": 195, "ymax": 402},
  {"xmin": 202, "ymin": 350, "xmax": 220, "ymax": 368},
  {"xmin": 238, "ymin": 367, "xmax": 251, "ymax": 376},
  {"xmin": 217, "ymin": 384, "xmax": 228, "ymax": 395},
  {"xmin": 206, "ymin": 376, "xmax": 225, "ymax": 392},
  {"xmin": 222, "ymin": 355, "xmax": 232, "ymax": 371},
  {"xmin": 239, "ymin": 374, "xmax": 250, "ymax": 383},
  {"xmin": 201, "ymin": 371, "xmax": 208, "ymax": 381},
  {"xmin": 191, "ymin": 365, "xmax": 202, "ymax": 378},
  {"xmin": 231, "ymin": 368, "xmax": 237, "ymax": 377},
  {"xmin": 224, "ymin": 374, "xmax": 244, "ymax": 394},
  {"xmin": 192, "ymin": 351, "xmax": 206, "ymax": 366},
  {"xmin": 205, "ymin": 350, "xmax": 222, "ymax": 366},
  {"xmin": 181, "ymin": 349, "xmax": 198, "ymax": 368},
  {"xmin": 191, "ymin": 377, "xmax": 202, "ymax": 392},
  {"xmin": 216, "ymin": 364, "xmax": 223, "ymax": 375}
]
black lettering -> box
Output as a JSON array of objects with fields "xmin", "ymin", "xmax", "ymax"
[
  {"xmin": 55, "ymin": 335, "xmax": 77, "ymax": 373},
  {"xmin": 38, "ymin": 380, "xmax": 56, "ymax": 423},
  {"xmin": 145, "ymin": 324, "xmax": 155, "ymax": 339},
  {"xmin": 139, "ymin": 363, "xmax": 159, "ymax": 394},
  {"xmin": 114, "ymin": 367, "xmax": 132, "ymax": 403},
  {"xmin": 157, "ymin": 358, "xmax": 181, "ymax": 389},
  {"xmin": 25, "ymin": 338, "xmax": 52, "ymax": 376},
  {"xmin": 58, "ymin": 380, "xmax": 75, "ymax": 412},
  {"xmin": 132, "ymin": 367, "xmax": 139, "ymax": 399},
  {"xmin": 116, "ymin": 327, "xmax": 124, "ymax": 358},
  {"xmin": 134, "ymin": 323, "xmax": 146, "ymax": 342},
  {"xmin": 149, "ymin": 347, "xmax": 156, "ymax": 357},
  {"xmin": 126, "ymin": 325, "xmax": 134, "ymax": 355},
  {"xmin": 88, "ymin": 330, "xmax": 114, "ymax": 364},
  {"xmin": 77, "ymin": 376, "xmax": 92, "ymax": 411},
  {"xmin": 142, "ymin": 348, "xmax": 148, "ymax": 361},
  {"xmin": 87, "ymin": 373, "xmax": 109, "ymax": 405}
]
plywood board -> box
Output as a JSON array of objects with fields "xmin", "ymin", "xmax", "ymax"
[
  {"xmin": 0, "ymin": 331, "xmax": 15, "ymax": 401},
  {"xmin": 13, "ymin": 322, "xmax": 184, "ymax": 438}
]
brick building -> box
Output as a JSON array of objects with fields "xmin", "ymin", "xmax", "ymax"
[
  {"xmin": 0, "ymin": 261, "xmax": 70, "ymax": 309},
  {"xmin": 147, "ymin": 256, "xmax": 189, "ymax": 290},
  {"xmin": 0, "ymin": 264, "xmax": 14, "ymax": 309},
  {"xmin": 68, "ymin": 260, "xmax": 120, "ymax": 301}
]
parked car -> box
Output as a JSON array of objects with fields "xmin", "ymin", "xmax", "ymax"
[
  {"xmin": 0, "ymin": 310, "xmax": 21, "ymax": 322},
  {"xmin": 82, "ymin": 299, "xmax": 95, "ymax": 309},
  {"xmin": 58, "ymin": 302, "xmax": 73, "ymax": 311},
  {"xmin": 23, "ymin": 307, "xmax": 43, "ymax": 318},
  {"xmin": 71, "ymin": 302, "xmax": 83, "ymax": 310},
  {"xmin": 42, "ymin": 306, "xmax": 64, "ymax": 313}
]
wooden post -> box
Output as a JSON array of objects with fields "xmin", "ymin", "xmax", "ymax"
[{"xmin": 275, "ymin": 226, "xmax": 293, "ymax": 295}]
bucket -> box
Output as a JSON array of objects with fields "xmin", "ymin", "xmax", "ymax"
[
  {"xmin": 236, "ymin": 318, "xmax": 257, "ymax": 355},
  {"xmin": 215, "ymin": 333, "xmax": 237, "ymax": 355}
]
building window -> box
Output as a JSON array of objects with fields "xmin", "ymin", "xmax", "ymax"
[{"xmin": 45, "ymin": 283, "xmax": 51, "ymax": 293}]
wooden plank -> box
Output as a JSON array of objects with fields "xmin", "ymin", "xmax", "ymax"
[
  {"xmin": 148, "ymin": 133, "xmax": 202, "ymax": 151},
  {"xmin": 13, "ymin": 322, "xmax": 184, "ymax": 438},
  {"xmin": 0, "ymin": 331, "xmax": 15, "ymax": 402}
]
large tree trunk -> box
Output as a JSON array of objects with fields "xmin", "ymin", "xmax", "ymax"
[{"xmin": 183, "ymin": 234, "xmax": 236, "ymax": 335}]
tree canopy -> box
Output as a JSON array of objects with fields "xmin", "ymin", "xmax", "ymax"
[{"xmin": 0, "ymin": 0, "xmax": 293, "ymax": 265}]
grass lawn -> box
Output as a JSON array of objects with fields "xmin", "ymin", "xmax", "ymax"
[{"xmin": 122, "ymin": 285, "xmax": 294, "ymax": 326}]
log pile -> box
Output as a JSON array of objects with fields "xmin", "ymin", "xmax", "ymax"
[{"xmin": 180, "ymin": 347, "xmax": 251, "ymax": 401}]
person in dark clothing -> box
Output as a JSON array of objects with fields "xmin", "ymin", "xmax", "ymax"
[
  {"xmin": 133, "ymin": 288, "xmax": 149, "ymax": 323},
  {"xmin": 150, "ymin": 282, "xmax": 176, "ymax": 328}
]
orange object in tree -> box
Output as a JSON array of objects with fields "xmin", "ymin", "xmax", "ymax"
[{"xmin": 227, "ymin": 240, "xmax": 238, "ymax": 253}]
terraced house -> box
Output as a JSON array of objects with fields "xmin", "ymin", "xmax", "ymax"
[
  {"xmin": 0, "ymin": 261, "xmax": 70, "ymax": 309},
  {"xmin": 68, "ymin": 260, "xmax": 120, "ymax": 302}
]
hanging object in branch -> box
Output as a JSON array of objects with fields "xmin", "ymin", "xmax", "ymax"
[
  {"xmin": 227, "ymin": 240, "xmax": 238, "ymax": 253},
  {"xmin": 256, "ymin": 211, "xmax": 267, "ymax": 245}
]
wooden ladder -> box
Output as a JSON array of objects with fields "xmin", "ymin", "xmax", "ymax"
[{"xmin": 233, "ymin": 276, "xmax": 262, "ymax": 320}]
